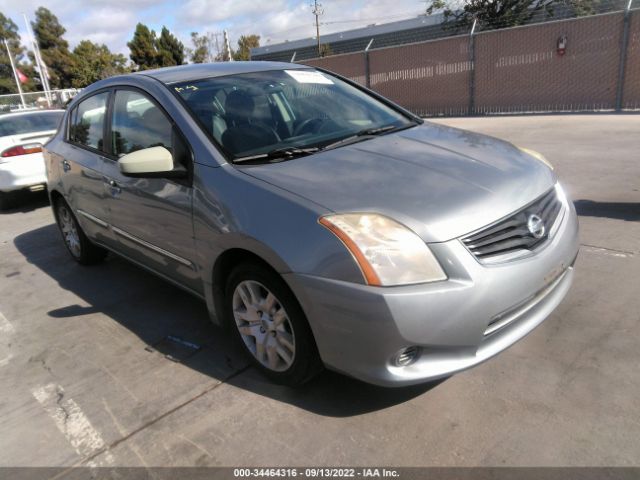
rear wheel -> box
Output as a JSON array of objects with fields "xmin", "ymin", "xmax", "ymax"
[
  {"xmin": 55, "ymin": 199, "xmax": 107, "ymax": 265},
  {"xmin": 225, "ymin": 262, "xmax": 322, "ymax": 386}
]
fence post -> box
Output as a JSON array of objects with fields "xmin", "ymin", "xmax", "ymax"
[
  {"xmin": 468, "ymin": 18, "xmax": 478, "ymax": 116},
  {"xmin": 616, "ymin": 0, "xmax": 634, "ymax": 111},
  {"xmin": 364, "ymin": 38, "xmax": 374, "ymax": 88}
]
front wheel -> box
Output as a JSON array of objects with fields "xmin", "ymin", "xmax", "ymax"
[
  {"xmin": 55, "ymin": 199, "xmax": 108, "ymax": 265},
  {"xmin": 225, "ymin": 262, "xmax": 322, "ymax": 386}
]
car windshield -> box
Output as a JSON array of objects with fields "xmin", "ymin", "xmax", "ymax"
[
  {"xmin": 173, "ymin": 68, "xmax": 417, "ymax": 161},
  {"xmin": 0, "ymin": 111, "xmax": 64, "ymax": 137}
]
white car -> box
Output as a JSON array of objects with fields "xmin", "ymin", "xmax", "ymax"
[{"xmin": 0, "ymin": 109, "xmax": 65, "ymax": 209}]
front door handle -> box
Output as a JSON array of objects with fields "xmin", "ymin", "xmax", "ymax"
[
  {"xmin": 61, "ymin": 160, "xmax": 71, "ymax": 172},
  {"xmin": 107, "ymin": 179, "xmax": 122, "ymax": 195}
]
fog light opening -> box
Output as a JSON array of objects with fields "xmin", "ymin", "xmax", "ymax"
[{"xmin": 394, "ymin": 346, "xmax": 421, "ymax": 367}]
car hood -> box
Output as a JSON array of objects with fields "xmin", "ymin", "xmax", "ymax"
[{"xmin": 240, "ymin": 122, "xmax": 557, "ymax": 242}]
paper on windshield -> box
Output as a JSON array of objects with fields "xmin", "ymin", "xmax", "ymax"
[{"xmin": 285, "ymin": 70, "xmax": 334, "ymax": 85}]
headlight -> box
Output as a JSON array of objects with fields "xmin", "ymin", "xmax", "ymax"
[
  {"xmin": 519, "ymin": 147, "xmax": 554, "ymax": 170},
  {"xmin": 319, "ymin": 213, "xmax": 447, "ymax": 286}
]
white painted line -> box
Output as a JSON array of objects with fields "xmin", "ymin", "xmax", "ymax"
[
  {"xmin": 31, "ymin": 383, "xmax": 114, "ymax": 466},
  {"xmin": 0, "ymin": 312, "xmax": 14, "ymax": 334},
  {"xmin": 0, "ymin": 353, "xmax": 12, "ymax": 368},
  {"xmin": 583, "ymin": 245, "xmax": 632, "ymax": 258}
]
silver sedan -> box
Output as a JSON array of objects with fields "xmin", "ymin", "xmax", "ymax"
[{"xmin": 44, "ymin": 62, "xmax": 579, "ymax": 386}]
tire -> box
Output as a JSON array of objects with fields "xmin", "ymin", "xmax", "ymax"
[
  {"xmin": 54, "ymin": 199, "xmax": 108, "ymax": 265},
  {"xmin": 225, "ymin": 262, "xmax": 322, "ymax": 386}
]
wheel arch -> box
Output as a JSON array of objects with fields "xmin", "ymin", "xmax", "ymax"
[
  {"xmin": 210, "ymin": 247, "xmax": 286, "ymax": 329},
  {"xmin": 48, "ymin": 188, "xmax": 66, "ymax": 220}
]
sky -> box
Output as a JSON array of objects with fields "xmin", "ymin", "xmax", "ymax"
[{"xmin": 0, "ymin": 0, "xmax": 433, "ymax": 60}]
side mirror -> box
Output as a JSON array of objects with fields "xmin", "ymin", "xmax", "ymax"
[{"xmin": 118, "ymin": 146, "xmax": 179, "ymax": 177}]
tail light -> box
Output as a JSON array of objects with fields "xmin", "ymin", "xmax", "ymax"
[{"xmin": 1, "ymin": 143, "xmax": 43, "ymax": 158}]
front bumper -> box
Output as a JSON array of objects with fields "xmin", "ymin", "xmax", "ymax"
[
  {"xmin": 0, "ymin": 153, "xmax": 47, "ymax": 192},
  {"xmin": 285, "ymin": 201, "xmax": 580, "ymax": 387}
]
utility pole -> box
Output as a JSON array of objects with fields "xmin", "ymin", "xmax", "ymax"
[
  {"xmin": 311, "ymin": 0, "xmax": 324, "ymax": 57},
  {"xmin": 3, "ymin": 39, "xmax": 27, "ymax": 109}
]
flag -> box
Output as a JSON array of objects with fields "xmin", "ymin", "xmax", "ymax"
[{"xmin": 16, "ymin": 68, "xmax": 28, "ymax": 84}]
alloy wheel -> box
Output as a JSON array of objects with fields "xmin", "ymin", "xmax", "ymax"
[
  {"xmin": 232, "ymin": 280, "xmax": 296, "ymax": 372},
  {"xmin": 58, "ymin": 205, "xmax": 81, "ymax": 258}
]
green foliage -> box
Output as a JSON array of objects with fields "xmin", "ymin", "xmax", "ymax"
[
  {"xmin": 157, "ymin": 27, "xmax": 185, "ymax": 66},
  {"xmin": 431, "ymin": 0, "xmax": 612, "ymax": 29},
  {"xmin": 425, "ymin": 0, "xmax": 448, "ymax": 15},
  {"xmin": 0, "ymin": 13, "xmax": 24, "ymax": 94},
  {"xmin": 233, "ymin": 34, "xmax": 260, "ymax": 61},
  {"xmin": 71, "ymin": 40, "xmax": 127, "ymax": 88},
  {"xmin": 189, "ymin": 32, "xmax": 210, "ymax": 63},
  {"xmin": 128, "ymin": 23, "xmax": 159, "ymax": 70},
  {"xmin": 0, "ymin": 13, "xmax": 40, "ymax": 93},
  {"xmin": 127, "ymin": 23, "xmax": 185, "ymax": 70},
  {"xmin": 440, "ymin": 0, "xmax": 555, "ymax": 28},
  {"xmin": 567, "ymin": 0, "xmax": 609, "ymax": 16},
  {"xmin": 32, "ymin": 7, "xmax": 76, "ymax": 88}
]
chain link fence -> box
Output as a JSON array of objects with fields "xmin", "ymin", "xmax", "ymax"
[
  {"xmin": 0, "ymin": 89, "xmax": 80, "ymax": 113},
  {"xmin": 299, "ymin": 3, "xmax": 640, "ymax": 116}
]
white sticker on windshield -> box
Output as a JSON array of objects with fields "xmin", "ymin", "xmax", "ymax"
[{"xmin": 285, "ymin": 70, "xmax": 334, "ymax": 85}]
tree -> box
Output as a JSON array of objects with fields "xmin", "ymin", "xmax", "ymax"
[
  {"xmin": 32, "ymin": 7, "xmax": 75, "ymax": 88},
  {"xmin": 128, "ymin": 24, "xmax": 185, "ymax": 70},
  {"xmin": 232, "ymin": 34, "xmax": 260, "ymax": 61},
  {"xmin": 0, "ymin": 13, "xmax": 25, "ymax": 94},
  {"xmin": 128, "ymin": 23, "xmax": 159, "ymax": 70},
  {"xmin": 567, "ymin": 0, "xmax": 609, "ymax": 16},
  {"xmin": 438, "ymin": 0, "xmax": 554, "ymax": 29},
  {"xmin": 189, "ymin": 32, "xmax": 210, "ymax": 63},
  {"xmin": 156, "ymin": 27, "xmax": 185, "ymax": 66},
  {"xmin": 71, "ymin": 40, "xmax": 127, "ymax": 87},
  {"xmin": 425, "ymin": 0, "xmax": 448, "ymax": 15}
]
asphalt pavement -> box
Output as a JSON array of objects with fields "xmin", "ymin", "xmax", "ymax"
[{"xmin": 0, "ymin": 114, "xmax": 638, "ymax": 468}]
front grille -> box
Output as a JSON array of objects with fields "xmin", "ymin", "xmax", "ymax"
[{"xmin": 462, "ymin": 188, "xmax": 562, "ymax": 260}]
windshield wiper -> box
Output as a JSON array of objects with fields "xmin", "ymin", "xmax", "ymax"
[
  {"xmin": 322, "ymin": 124, "xmax": 401, "ymax": 151},
  {"xmin": 234, "ymin": 146, "xmax": 321, "ymax": 164}
]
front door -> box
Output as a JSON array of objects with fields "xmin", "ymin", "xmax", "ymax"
[{"xmin": 101, "ymin": 89, "xmax": 200, "ymax": 294}]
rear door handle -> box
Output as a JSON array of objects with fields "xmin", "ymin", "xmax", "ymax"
[{"xmin": 61, "ymin": 160, "xmax": 71, "ymax": 172}]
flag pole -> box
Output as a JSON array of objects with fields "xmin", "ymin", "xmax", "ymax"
[
  {"xmin": 3, "ymin": 38, "xmax": 27, "ymax": 110},
  {"xmin": 22, "ymin": 13, "xmax": 51, "ymax": 107}
]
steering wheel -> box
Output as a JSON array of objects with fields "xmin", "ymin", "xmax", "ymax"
[{"xmin": 293, "ymin": 118, "xmax": 327, "ymax": 136}]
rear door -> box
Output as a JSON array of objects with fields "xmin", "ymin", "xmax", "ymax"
[
  {"xmin": 101, "ymin": 88, "xmax": 200, "ymax": 293},
  {"xmin": 59, "ymin": 91, "xmax": 112, "ymax": 243}
]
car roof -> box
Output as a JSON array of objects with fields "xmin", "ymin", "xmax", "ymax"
[{"xmin": 133, "ymin": 61, "xmax": 307, "ymax": 84}]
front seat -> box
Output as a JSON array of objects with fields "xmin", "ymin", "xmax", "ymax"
[{"xmin": 221, "ymin": 90, "xmax": 279, "ymax": 155}]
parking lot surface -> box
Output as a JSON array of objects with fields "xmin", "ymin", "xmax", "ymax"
[{"xmin": 0, "ymin": 115, "xmax": 638, "ymax": 467}]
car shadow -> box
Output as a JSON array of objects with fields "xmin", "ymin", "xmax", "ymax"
[
  {"xmin": 0, "ymin": 190, "xmax": 49, "ymax": 214},
  {"xmin": 574, "ymin": 200, "xmax": 640, "ymax": 222},
  {"xmin": 14, "ymin": 223, "xmax": 442, "ymax": 418}
]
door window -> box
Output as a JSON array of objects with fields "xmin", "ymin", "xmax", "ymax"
[
  {"xmin": 70, "ymin": 92, "xmax": 109, "ymax": 150},
  {"xmin": 111, "ymin": 90, "xmax": 172, "ymax": 157}
]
